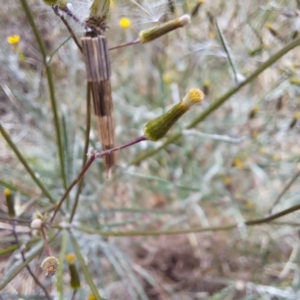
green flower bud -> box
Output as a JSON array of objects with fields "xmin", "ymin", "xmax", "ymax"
[
  {"xmin": 4, "ymin": 189, "xmax": 15, "ymax": 218},
  {"xmin": 139, "ymin": 14, "xmax": 191, "ymax": 44},
  {"xmin": 66, "ymin": 253, "xmax": 81, "ymax": 290},
  {"xmin": 289, "ymin": 77, "xmax": 300, "ymax": 86},
  {"xmin": 143, "ymin": 89, "xmax": 204, "ymax": 141},
  {"xmin": 90, "ymin": 0, "xmax": 110, "ymax": 17},
  {"xmin": 42, "ymin": 0, "xmax": 67, "ymax": 9}
]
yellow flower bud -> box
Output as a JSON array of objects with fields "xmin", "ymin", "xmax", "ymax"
[
  {"xmin": 88, "ymin": 294, "xmax": 96, "ymax": 300},
  {"xmin": 66, "ymin": 253, "xmax": 76, "ymax": 264},
  {"xmin": 4, "ymin": 189, "xmax": 15, "ymax": 218},
  {"xmin": 232, "ymin": 158, "xmax": 243, "ymax": 170}
]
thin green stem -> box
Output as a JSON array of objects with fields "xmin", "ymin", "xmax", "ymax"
[
  {"xmin": 69, "ymin": 83, "xmax": 92, "ymax": 223},
  {"xmin": 0, "ymin": 123, "xmax": 56, "ymax": 204},
  {"xmin": 269, "ymin": 168, "xmax": 300, "ymax": 214},
  {"xmin": 130, "ymin": 35, "xmax": 300, "ymax": 165},
  {"xmin": 48, "ymin": 36, "xmax": 72, "ymax": 64},
  {"xmin": 70, "ymin": 233, "xmax": 103, "ymax": 300},
  {"xmin": 19, "ymin": 0, "xmax": 67, "ymax": 191},
  {"xmin": 215, "ymin": 19, "xmax": 239, "ymax": 85},
  {"xmin": 72, "ymin": 202, "xmax": 300, "ymax": 237}
]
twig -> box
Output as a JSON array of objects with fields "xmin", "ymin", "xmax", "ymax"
[
  {"xmin": 70, "ymin": 290, "xmax": 77, "ymax": 300},
  {"xmin": 60, "ymin": 5, "xmax": 84, "ymax": 27},
  {"xmin": 109, "ymin": 39, "xmax": 140, "ymax": 51},
  {"xmin": 40, "ymin": 227, "xmax": 51, "ymax": 257},
  {"xmin": 269, "ymin": 168, "xmax": 300, "ymax": 214},
  {"xmin": 52, "ymin": 6, "xmax": 83, "ymax": 53},
  {"xmin": 51, "ymin": 136, "xmax": 147, "ymax": 223},
  {"xmin": 69, "ymin": 83, "xmax": 92, "ymax": 223},
  {"xmin": 47, "ymin": 36, "xmax": 72, "ymax": 64},
  {"xmin": 130, "ymin": 35, "xmax": 300, "ymax": 165},
  {"xmin": 19, "ymin": 0, "xmax": 67, "ymax": 192},
  {"xmin": 73, "ymin": 201, "xmax": 300, "ymax": 237},
  {"xmin": 11, "ymin": 221, "xmax": 51, "ymax": 300}
]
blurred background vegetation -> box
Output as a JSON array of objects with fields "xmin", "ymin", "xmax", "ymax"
[{"xmin": 1, "ymin": 0, "xmax": 300, "ymax": 299}]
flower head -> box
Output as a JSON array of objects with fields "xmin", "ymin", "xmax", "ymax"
[
  {"xmin": 119, "ymin": 17, "xmax": 131, "ymax": 28},
  {"xmin": 88, "ymin": 294, "xmax": 96, "ymax": 300},
  {"xmin": 7, "ymin": 35, "xmax": 20, "ymax": 45}
]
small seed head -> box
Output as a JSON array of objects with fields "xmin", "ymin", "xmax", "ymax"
[{"xmin": 41, "ymin": 256, "xmax": 59, "ymax": 276}]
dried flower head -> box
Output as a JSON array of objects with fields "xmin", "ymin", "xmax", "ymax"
[{"xmin": 41, "ymin": 256, "xmax": 59, "ymax": 276}]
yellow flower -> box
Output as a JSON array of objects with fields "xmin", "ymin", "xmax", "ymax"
[
  {"xmin": 208, "ymin": 31, "xmax": 215, "ymax": 39},
  {"xmin": 119, "ymin": 17, "xmax": 131, "ymax": 28},
  {"xmin": 232, "ymin": 158, "xmax": 243, "ymax": 170},
  {"xmin": 251, "ymin": 130, "xmax": 259, "ymax": 138},
  {"xmin": 66, "ymin": 253, "xmax": 76, "ymax": 264},
  {"xmin": 7, "ymin": 35, "xmax": 20, "ymax": 45},
  {"xmin": 87, "ymin": 294, "xmax": 96, "ymax": 300},
  {"xmin": 223, "ymin": 176, "xmax": 231, "ymax": 185},
  {"xmin": 4, "ymin": 188, "xmax": 11, "ymax": 196}
]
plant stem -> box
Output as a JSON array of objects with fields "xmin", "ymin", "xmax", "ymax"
[
  {"xmin": 269, "ymin": 168, "xmax": 300, "ymax": 214},
  {"xmin": 130, "ymin": 35, "xmax": 300, "ymax": 165},
  {"xmin": 19, "ymin": 0, "xmax": 67, "ymax": 191},
  {"xmin": 53, "ymin": 6, "xmax": 83, "ymax": 52},
  {"xmin": 73, "ymin": 201, "xmax": 300, "ymax": 236},
  {"xmin": 51, "ymin": 136, "xmax": 147, "ymax": 223}
]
